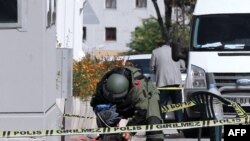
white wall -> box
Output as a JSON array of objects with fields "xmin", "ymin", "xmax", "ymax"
[
  {"xmin": 0, "ymin": 1, "xmax": 60, "ymax": 139},
  {"xmin": 57, "ymin": 0, "xmax": 85, "ymax": 61},
  {"xmin": 0, "ymin": 0, "xmax": 57, "ymax": 114},
  {"xmin": 83, "ymin": 0, "xmax": 165, "ymax": 53}
]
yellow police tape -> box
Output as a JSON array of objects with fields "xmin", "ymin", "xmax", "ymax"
[
  {"xmin": 63, "ymin": 114, "xmax": 95, "ymax": 119},
  {"xmin": 229, "ymin": 100, "xmax": 248, "ymax": 118},
  {"xmin": 161, "ymin": 98, "xmax": 248, "ymax": 119},
  {"xmin": 161, "ymin": 101, "xmax": 195, "ymax": 113},
  {"xmin": 157, "ymin": 87, "xmax": 183, "ymax": 90},
  {"xmin": 63, "ymin": 98, "xmax": 247, "ymax": 119},
  {"xmin": 0, "ymin": 98, "xmax": 248, "ymax": 138},
  {"xmin": 0, "ymin": 117, "xmax": 250, "ymax": 138},
  {"xmin": 62, "ymin": 101, "xmax": 194, "ymax": 119},
  {"xmin": 63, "ymin": 87, "xmax": 183, "ymax": 119}
]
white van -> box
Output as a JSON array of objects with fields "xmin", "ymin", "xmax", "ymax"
[
  {"xmin": 177, "ymin": 0, "xmax": 250, "ymax": 137},
  {"xmin": 183, "ymin": 0, "xmax": 250, "ymax": 125}
]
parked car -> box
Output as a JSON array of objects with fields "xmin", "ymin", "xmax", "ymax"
[{"xmin": 122, "ymin": 54, "xmax": 156, "ymax": 83}]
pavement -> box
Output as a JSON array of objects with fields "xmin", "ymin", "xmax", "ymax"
[
  {"xmin": 131, "ymin": 129, "xmax": 220, "ymax": 141},
  {"xmin": 131, "ymin": 129, "xmax": 181, "ymax": 141}
]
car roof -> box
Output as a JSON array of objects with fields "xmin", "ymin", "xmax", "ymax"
[
  {"xmin": 121, "ymin": 54, "xmax": 152, "ymax": 60},
  {"xmin": 102, "ymin": 54, "xmax": 152, "ymax": 65}
]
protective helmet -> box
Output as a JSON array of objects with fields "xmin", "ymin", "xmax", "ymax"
[{"xmin": 102, "ymin": 73, "xmax": 130, "ymax": 102}]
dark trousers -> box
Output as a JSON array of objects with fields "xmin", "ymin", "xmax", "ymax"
[{"xmin": 159, "ymin": 85, "xmax": 183, "ymax": 122}]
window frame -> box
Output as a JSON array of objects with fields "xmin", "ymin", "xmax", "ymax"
[
  {"xmin": 105, "ymin": 27, "xmax": 117, "ymax": 41},
  {"xmin": 105, "ymin": 0, "xmax": 116, "ymax": 9},
  {"xmin": 136, "ymin": 0, "xmax": 147, "ymax": 8},
  {"xmin": 0, "ymin": 0, "xmax": 22, "ymax": 28}
]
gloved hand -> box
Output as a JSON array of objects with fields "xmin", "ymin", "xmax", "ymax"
[
  {"xmin": 96, "ymin": 105, "xmax": 121, "ymax": 127},
  {"xmin": 94, "ymin": 104, "xmax": 111, "ymax": 112}
]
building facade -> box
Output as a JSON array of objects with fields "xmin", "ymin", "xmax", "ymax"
[
  {"xmin": 57, "ymin": 0, "xmax": 86, "ymax": 61},
  {"xmin": 0, "ymin": 1, "xmax": 60, "ymax": 140},
  {"xmin": 82, "ymin": 0, "xmax": 165, "ymax": 57},
  {"xmin": 0, "ymin": 0, "xmax": 82, "ymax": 140}
]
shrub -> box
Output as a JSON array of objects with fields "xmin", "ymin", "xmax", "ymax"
[{"xmin": 73, "ymin": 54, "xmax": 124, "ymax": 100}]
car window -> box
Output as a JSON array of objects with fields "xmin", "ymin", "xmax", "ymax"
[{"xmin": 126, "ymin": 59, "xmax": 152, "ymax": 74}]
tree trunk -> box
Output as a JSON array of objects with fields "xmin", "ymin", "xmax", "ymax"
[
  {"xmin": 164, "ymin": 0, "xmax": 172, "ymax": 43},
  {"xmin": 151, "ymin": 0, "xmax": 167, "ymax": 43},
  {"xmin": 181, "ymin": 3, "xmax": 186, "ymax": 34}
]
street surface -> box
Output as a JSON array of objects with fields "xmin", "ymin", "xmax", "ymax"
[
  {"xmin": 131, "ymin": 129, "xmax": 216, "ymax": 141},
  {"xmin": 131, "ymin": 130, "xmax": 219, "ymax": 141}
]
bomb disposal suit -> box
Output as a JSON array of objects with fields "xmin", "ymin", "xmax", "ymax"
[{"xmin": 91, "ymin": 66, "xmax": 164, "ymax": 141}]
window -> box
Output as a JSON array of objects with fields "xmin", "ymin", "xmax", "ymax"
[
  {"xmin": 105, "ymin": 27, "xmax": 116, "ymax": 41},
  {"xmin": 136, "ymin": 0, "xmax": 147, "ymax": 8},
  {"xmin": 127, "ymin": 59, "xmax": 151, "ymax": 74},
  {"xmin": 82, "ymin": 27, "xmax": 86, "ymax": 40},
  {"xmin": 106, "ymin": 0, "xmax": 116, "ymax": 9},
  {"xmin": 0, "ymin": 0, "xmax": 22, "ymax": 28},
  {"xmin": 192, "ymin": 14, "xmax": 250, "ymax": 51}
]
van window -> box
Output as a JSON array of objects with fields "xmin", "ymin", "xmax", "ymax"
[{"xmin": 192, "ymin": 14, "xmax": 250, "ymax": 51}]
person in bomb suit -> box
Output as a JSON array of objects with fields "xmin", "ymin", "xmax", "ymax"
[{"xmin": 91, "ymin": 66, "xmax": 164, "ymax": 141}]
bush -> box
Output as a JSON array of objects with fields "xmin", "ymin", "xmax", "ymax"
[{"xmin": 73, "ymin": 54, "xmax": 124, "ymax": 100}]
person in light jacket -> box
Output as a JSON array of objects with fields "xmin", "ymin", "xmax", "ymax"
[{"xmin": 150, "ymin": 42, "xmax": 183, "ymax": 124}]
